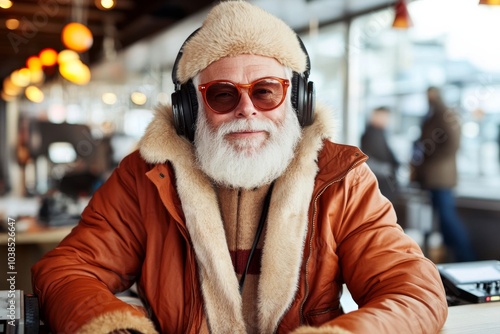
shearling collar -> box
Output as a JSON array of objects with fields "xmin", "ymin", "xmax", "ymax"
[
  {"xmin": 139, "ymin": 103, "xmax": 335, "ymax": 165},
  {"xmin": 139, "ymin": 104, "xmax": 335, "ymax": 333}
]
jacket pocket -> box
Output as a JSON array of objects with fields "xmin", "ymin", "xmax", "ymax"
[{"xmin": 304, "ymin": 306, "xmax": 344, "ymax": 326}]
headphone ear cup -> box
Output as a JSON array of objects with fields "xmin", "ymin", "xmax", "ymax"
[
  {"xmin": 172, "ymin": 90, "xmax": 185, "ymax": 136},
  {"xmin": 291, "ymin": 72, "xmax": 302, "ymax": 124},
  {"xmin": 172, "ymin": 80, "xmax": 198, "ymax": 141},
  {"xmin": 183, "ymin": 81, "xmax": 199, "ymax": 141},
  {"xmin": 303, "ymin": 81, "xmax": 315, "ymax": 126},
  {"xmin": 291, "ymin": 71, "xmax": 315, "ymax": 127},
  {"xmin": 291, "ymin": 71, "xmax": 309, "ymax": 127}
]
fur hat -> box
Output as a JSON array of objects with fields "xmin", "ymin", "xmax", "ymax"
[{"xmin": 175, "ymin": 0, "xmax": 308, "ymax": 84}]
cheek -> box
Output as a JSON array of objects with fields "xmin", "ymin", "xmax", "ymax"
[
  {"xmin": 204, "ymin": 111, "xmax": 231, "ymax": 129},
  {"xmin": 265, "ymin": 106, "xmax": 287, "ymax": 124}
]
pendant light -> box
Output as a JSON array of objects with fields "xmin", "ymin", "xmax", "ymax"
[
  {"xmin": 479, "ymin": 0, "xmax": 500, "ymax": 5},
  {"xmin": 61, "ymin": 0, "xmax": 93, "ymax": 53},
  {"xmin": 62, "ymin": 22, "xmax": 93, "ymax": 52},
  {"xmin": 392, "ymin": 0, "xmax": 412, "ymax": 29}
]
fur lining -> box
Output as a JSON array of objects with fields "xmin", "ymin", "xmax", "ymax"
[
  {"xmin": 138, "ymin": 104, "xmax": 193, "ymax": 165},
  {"xmin": 176, "ymin": 0, "xmax": 307, "ymax": 84},
  {"xmin": 291, "ymin": 325, "xmax": 353, "ymax": 334},
  {"xmin": 138, "ymin": 102, "xmax": 334, "ymax": 166},
  {"xmin": 138, "ymin": 103, "xmax": 335, "ymax": 332},
  {"xmin": 76, "ymin": 310, "xmax": 158, "ymax": 334},
  {"xmin": 257, "ymin": 105, "xmax": 330, "ymax": 332}
]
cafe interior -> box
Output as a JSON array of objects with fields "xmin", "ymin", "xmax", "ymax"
[{"xmin": 0, "ymin": 0, "xmax": 499, "ymax": 330}]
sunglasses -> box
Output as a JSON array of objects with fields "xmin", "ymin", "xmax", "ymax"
[{"xmin": 198, "ymin": 76, "xmax": 290, "ymax": 114}]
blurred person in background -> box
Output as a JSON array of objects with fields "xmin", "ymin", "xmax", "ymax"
[
  {"xmin": 360, "ymin": 106, "xmax": 400, "ymax": 202},
  {"xmin": 411, "ymin": 86, "xmax": 476, "ymax": 263}
]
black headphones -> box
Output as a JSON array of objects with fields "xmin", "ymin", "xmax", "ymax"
[{"xmin": 171, "ymin": 29, "xmax": 315, "ymax": 142}]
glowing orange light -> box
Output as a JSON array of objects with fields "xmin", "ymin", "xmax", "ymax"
[
  {"xmin": 5, "ymin": 18, "xmax": 20, "ymax": 30},
  {"xmin": 57, "ymin": 49, "xmax": 80, "ymax": 64},
  {"xmin": 392, "ymin": 0, "xmax": 412, "ymax": 29},
  {"xmin": 25, "ymin": 86, "xmax": 44, "ymax": 103},
  {"xmin": 1, "ymin": 91, "xmax": 17, "ymax": 102},
  {"xmin": 11, "ymin": 68, "xmax": 31, "ymax": 87},
  {"xmin": 26, "ymin": 56, "xmax": 42, "ymax": 71},
  {"xmin": 96, "ymin": 0, "xmax": 115, "ymax": 9},
  {"xmin": 61, "ymin": 22, "xmax": 94, "ymax": 52},
  {"xmin": 39, "ymin": 48, "xmax": 58, "ymax": 67},
  {"xmin": 0, "ymin": 0, "xmax": 13, "ymax": 10},
  {"xmin": 479, "ymin": 0, "xmax": 500, "ymax": 5},
  {"xmin": 3, "ymin": 77, "xmax": 23, "ymax": 96},
  {"xmin": 30, "ymin": 69, "xmax": 44, "ymax": 84},
  {"xmin": 59, "ymin": 59, "xmax": 91, "ymax": 85}
]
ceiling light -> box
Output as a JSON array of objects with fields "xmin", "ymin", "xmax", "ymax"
[
  {"xmin": 131, "ymin": 92, "xmax": 147, "ymax": 106},
  {"xmin": 5, "ymin": 18, "xmax": 19, "ymax": 30},
  {"xmin": 30, "ymin": 69, "xmax": 44, "ymax": 84},
  {"xmin": 1, "ymin": 91, "xmax": 17, "ymax": 102},
  {"xmin": 57, "ymin": 49, "xmax": 80, "ymax": 64},
  {"xmin": 102, "ymin": 92, "xmax": 117, "ymax": 105},
  {"xmin": 2, "ymin": 77, "xmax": 22, "ymax": 96},
  {"xmin": 59, "ymin": 59, "xmax": 91, "ymax": 85},
  {"xmin": 96, "ymin": 0, "xmax": 115, "ymax": 10},
  {"xmin": 0, "ymin": 0, "xmax": 13, "ymax": 9},
  {"xmin": 25, "ymin": 86, "xmax": 44, "ymax": 103},
  {"xmin": 10, "ymin": 68, "xmax": 31, "ymax": 87},
  {"xmin": 39, "ymin": 48, "xmax": 58, "ymax": 67},
  {"xmin": 392, "ymin": 0, "xmax": 412, "ymax": 29},
  {"xmin": 479, "ymin": 0, "xmax": 500, "ymax": 5},
  {"xmin": 62, "ymin": 22, "xmax": 94, "ymax": 52},
  {"xmin": 26, "ymin": 56, "xmax": 42, "ymax": 71}
]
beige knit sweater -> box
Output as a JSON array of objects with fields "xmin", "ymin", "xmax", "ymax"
[{"xmin": 216, "ymin": 184, "xmax": 271, "ymax": 333}]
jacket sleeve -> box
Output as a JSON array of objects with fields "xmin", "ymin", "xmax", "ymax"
[
  {"xmin": 31, "ymin": 153, "xmax": 158, "ymax": 334},
  {"xmin": 313, "ymin": 163, "xmax": 447, "ymax": 333}
]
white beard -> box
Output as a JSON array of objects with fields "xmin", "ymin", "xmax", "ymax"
[{"xmin": 194, "ymin": 101, "xmax": 302, "ymax": 189}]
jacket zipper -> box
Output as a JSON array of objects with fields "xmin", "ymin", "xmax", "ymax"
[
  {"xmin": 168, "ymin": 215, "xmax": 197, "ymax": 332},
  {"xmin": 155, "ymin": 168, "xmax": 198, "ymax": 332},
  {"xmin": 179, "ymin": 225, "xmax": 198, "ymax": 333},
  {"xmin": 299, "ymin": 157, "xmax": 366, "ymax": 324},
  {"xmin": 187, "ymin": 241, "xmax": 197, "ymax": 333}
]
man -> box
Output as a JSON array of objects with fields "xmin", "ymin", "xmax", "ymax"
[
  {"xmin": 360, "ymin": 106, "xmax": 400, "ymax": 201},
  {"xmin": 411, "ymin": 86, "xmax": 475, "ymax": 262},
  {"xmin": 32, "ymin": 2, "xmax": 448, "ymax": 333}
]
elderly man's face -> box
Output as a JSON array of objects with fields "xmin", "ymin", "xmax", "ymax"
[
  {"xmin": 198, "ymin": 54, "xmax": 288, "ymax": 151},
  {"xmin": 194, "ymin": 54, "xmax": 302, "ymax": 189}
]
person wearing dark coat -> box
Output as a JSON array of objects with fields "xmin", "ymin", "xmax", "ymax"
[
  {"xmin": 411, "ymin": 86, "xmax": 476, "ymax": 262},
  {"xmin": 361, "ymin": 106, "xmax": 400, "ymax": 201}
]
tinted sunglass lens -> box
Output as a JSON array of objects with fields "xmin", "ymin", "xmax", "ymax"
[
  {"xmin": 206, "ymin": 83, "xmax": 239, "ymax": 113},
  {"xmin": 251, "ymin": 79, "xmax": 283, "ymax": 110}
]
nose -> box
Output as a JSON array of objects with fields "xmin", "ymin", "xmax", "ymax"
[{"xmin": 235, "ymin": 90, "xmax": 257, "ymax": 118}]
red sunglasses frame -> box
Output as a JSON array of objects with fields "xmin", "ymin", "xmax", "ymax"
[{"xmin": 198, "ymin": 76, "xmax": 290, "ymax": 114}]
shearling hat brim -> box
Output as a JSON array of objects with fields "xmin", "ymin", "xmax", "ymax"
[{"xmin": 176, "ymin": 0, "xmax": 308, "ymax": 84}]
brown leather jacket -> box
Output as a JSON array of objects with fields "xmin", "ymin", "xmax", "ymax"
[{"xmin": 32, "ymin": 105, "xmax": 447, "ymax": 334}]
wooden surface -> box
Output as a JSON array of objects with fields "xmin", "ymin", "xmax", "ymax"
[
  {"xmin": 0, "ymin": 224, "xmax": 74, "ymax": 293},
  {"xmin": 440, "ymin": 302, "xmax": 500, "ymax": 333},
  {"xmin": 0, "ymin": 225, "xmax": 74, "ymax": 245}
]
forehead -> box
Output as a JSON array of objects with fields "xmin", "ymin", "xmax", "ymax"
[{"xmin": 199, "ymin": 54, "xmax": 286, "ymax": 82}]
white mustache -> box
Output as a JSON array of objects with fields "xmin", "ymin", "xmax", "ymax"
[{"xmin": 217, "ymin": 119, "xmax": 278, "ymax": 137}]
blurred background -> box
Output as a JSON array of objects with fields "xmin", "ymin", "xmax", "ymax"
[{"xmin": 0, "ymin": 0, "xmax": 499, "ymax": 292}]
